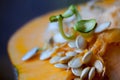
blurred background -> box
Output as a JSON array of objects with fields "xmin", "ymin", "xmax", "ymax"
[{"xmin": 0, "ymin": 0, "xmax": 89, "ymax": 80}]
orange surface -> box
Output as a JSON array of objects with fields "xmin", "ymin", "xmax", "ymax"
[
  {"xmin": 104, "ymin": 44, "xmax": 120, "ymax": 80},
  {"xmin": 8, "ymin": 10, "xmax": 74, "ymax": 80}
]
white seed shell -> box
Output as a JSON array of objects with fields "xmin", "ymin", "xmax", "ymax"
[
  {"xmin": 71, "ymin": 68, "xmax": 82, "ymax": 76},
  {"xmin": 53, "ymin": 33, "xmax": 67, "ymax": 43},
  {"xmin": 49, "ymin": 56, "xmax": 61, "ymax": 64},
  {"xmin": 22, "ymin": 47, "xmax": 39, "ymax": 61},
  {"xmin": 40, "ymin": 46, "xmax": 58, "ymax": 60},
  {"xmin": 64, "ymin": 15, "xmax": 76, "ymax": 22},
  {"xmin": 68, "ymin": 57, "xmax": 82, "ymax": 68},
  {"xmin": 59, "ymin": 56, "xmax": 72, "ymax": 63},
  {"xmin": 74, "ymin": 78, "xmax": 81, "ymax": 80},
  {"xmin": 54, "ymin": 63, "xmax": 68, "ymax": 69},
  {"xmin": 94, "ymin": 60, "xmax": 103, "ymax": 73},
  {"xmin": 40, "ymin": 49, "xmax": 52, "ymax": 60},
  {"xmin": 74, "ymin": 49, "xmax": 83, "ymax": 53},
  {"xmin": 76, "ymin": 36, "xmax": 87, "ymax": 49},
  {"xmin": 47, "ymin": 22, "xmax": 59, "ymax": 34},
  {"xmin": 82, "ymin": 51, "xmax": 92, "ymax": 64},
  {"xmin": 94, "ymin": 22, "xmax": 111, "ymax": 33},
  {"xmin": 68, "ymin": 41, "xmax": 76, "ymax": 48},
  {"xmin": 88, "ymin": 67, "xmax": 96, "ymax": 80},
  {"xmin": 80, "ymin": 67, "xmax": 90, "ymax": 80},
  {"xmin": 66, "ymin": 51, "xmax": 77, "ymax": 57}
]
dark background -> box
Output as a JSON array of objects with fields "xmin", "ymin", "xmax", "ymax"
[{"xmin": 0, "ymin": 0, "xmax": 89, "ymax": 80}]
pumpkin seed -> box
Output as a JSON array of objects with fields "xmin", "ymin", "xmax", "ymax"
[
  {"xmin": 40, "ymin": 49, "xmax": 52, "ymax": 60},
  {"xmin": 74, "ymin": 49, "xmax": 83, "ymax": 53},
  {"xmin": 22, "ymin": 47, "xmax": 39, "ymax": 61},
  {"xmin": 68, "ymin": 57, "xmax": 82, "ymax": 68},
  {"xmin": 80, "ymin": 67, "xmax": 90, "ymax": 80},
  {"xmin": 82, "ymin": 51, "xmax": 92, "ymax": 64},
  {"xmin": 74, "ymin": 78, "xmax": 81, "ymax": 80},
  {"xmin": 54, "ymin": 63, "xmax": 68, "ymax": 69},
  {"xmin": 49, "ymin": 56, "xmax": 61, "ymax": 64},
  {"xmin": 71, "ymin": 68, "xmax": 82, "ymax": 76},
  {"xmin": 94, "ymin": 22, "xmax": 111, "ymax": 33},
  {"xmin": 94, "ymin": 60, "xmax": 103, "ymax": 73},
  {"xmin": 76, "ymin": 36, "xmax": 87, "ymax": 49},
  {"xmin": 68, "ymin": 41, "xmax": 76, "ymax": 48},
  {"xmin": 88, "ymin": 67, "xmax": 96, "ymax": 80},
  {"xmin": 59, "ymin": 56, "xmax": 72, "ymax": 63},
  {"xmin": 40, "ymin": 46, "xmax": 59, "ymax": 60},
  {"xmin": 66, "ymin": 51, "xmax": 77, "ymax": 57}
]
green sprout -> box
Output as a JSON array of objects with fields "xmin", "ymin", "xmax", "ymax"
[
  {"xmin": 49, "ymin": 5, "xmax": 97, "ymax": 40},
  {"xmin": 57, "ymin": 15, "xmax": 76, "ymax": 40},
  {"xmin": 50, "ymin": 15, "xmax": 76, "ymax": 40},
  {"xmin": 73, "ymin": 19, "xmax": 96, "ymax": 33},
  {"xmin": 49, "ymin": 15, "xmax": 60, "ymax": 22},
  {"xmin": 62, "ymin": 5, "xmax": 82, "ymax": 21}
]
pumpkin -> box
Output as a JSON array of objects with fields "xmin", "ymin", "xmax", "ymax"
[{"xmin": 8, "ymin": 0, "xmax": 120, "ymax": 80}]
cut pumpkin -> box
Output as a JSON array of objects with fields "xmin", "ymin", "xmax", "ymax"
[
  {"xmin": 8, "ymin": 10, "xmax": 74, "ymax": 80},
  {"xmin": 8, "ymin": 0, "xmax": 120, "ymax": 80}
]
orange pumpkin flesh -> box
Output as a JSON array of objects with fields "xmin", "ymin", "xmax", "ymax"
[
  {"xmin": 103, "ymin": 44, "xmax": 120, "ymax": 80},
  {"xmin": 8, "ymin": 0, "xmax": 120, "ymax": 80},
  {"xmin": 8, "ymin": 10, "xmax": 74, "ymax": 80}
]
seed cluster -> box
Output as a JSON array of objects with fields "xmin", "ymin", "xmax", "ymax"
[
  {"xmin": 38, "ymin": 35, "xmax": 105, "ymax": 80},
  {"xmin": 21, "ymin": 5, "xmax": 112, "ymax": 80},
  {"xmin": 22, "ymin": 34, "xmax": 106, "ymax": 80},
  {"xmin": 20, "ymin": 4, "xmax": 115, "ymax": 80}
]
